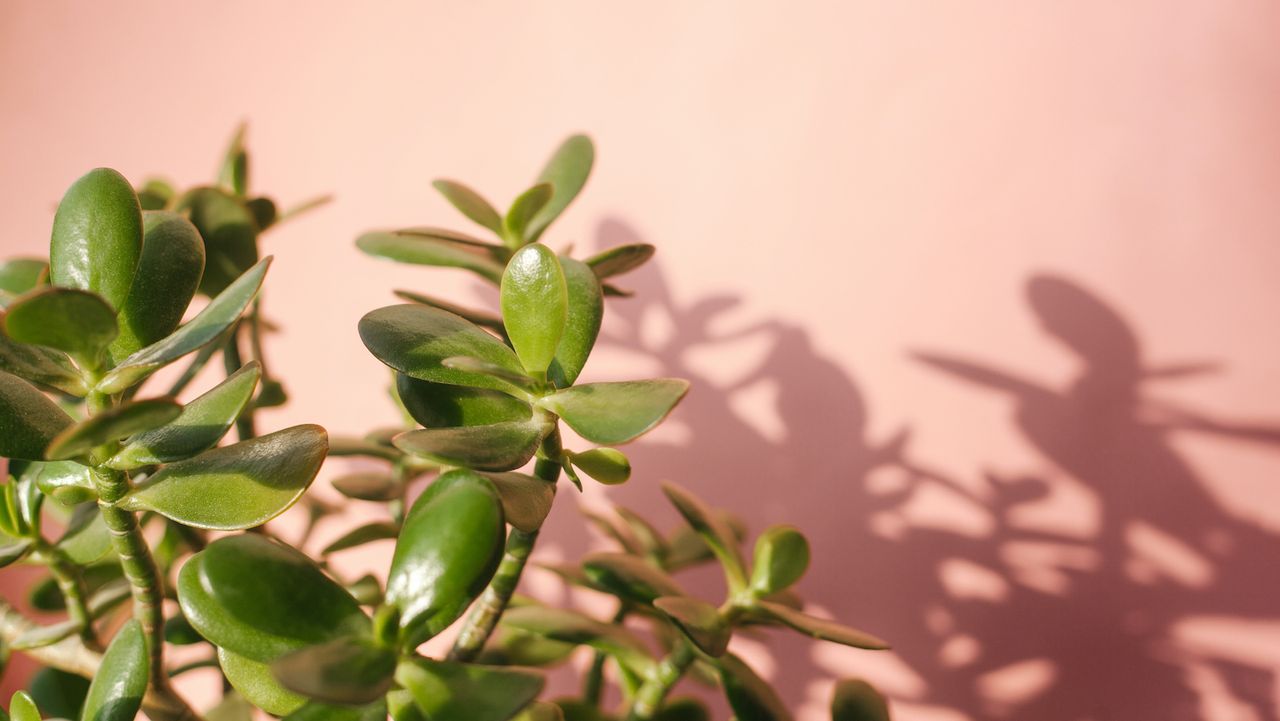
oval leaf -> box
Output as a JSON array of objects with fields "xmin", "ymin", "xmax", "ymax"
[
  {"xmin": 219, "ymin": 647, "xmax": 307, "ymax": 716},
  {"xmin": 9, "ymin": 692, "xmax": 41, "ymax": 721},
  {"xmin": 121, "ymin": 424, "xmax": 327, "ymax": 530},
  {"xmin": 0, "ymin": 332, "xmax": 85, "ymax": 397},
  {"xmin": 81, "ymin": 619, "xmax": 148, "ymax": 721},
  {"xmin": 359, "ymin": 304, "xmax": 524, "ymax": 394},
  {"xmin": 45, "ymin": 398, "xmax": 182, "ymax": 461},
  {"xmin": 750, "ymin": 526, "xmax": 810, "ymax": 596},
  {"xmin": 548, "ymin": 257, "xmax": 603, "ymax": 387},
  {"xmin": 0, "ymin": 259, "xmax": 47, "ymax": 296},
  {"xmin": 585, "ymin": 244, "xmax": 655, "ymax": 280},
  {"xmin": 433, "ymin": 179, "xmax": 504, "ymax": 235},
  {"xmin": 33, "ymin": 460, "xmax": 96, "ymax": 505},
  {"xmin": 50, "ymin": 168, "xmax": 142, "ymax": 310},
  {"xmin": 177, "ymin": 187, "xmax": 259, "ymax": 297},
  {"xmin": 480, "ymin": 471, "xmax": 556, "ymax": 533},
  {"xmin": 397, "ymin": 374, "xmax": 531, "ymax": 429},
  {"xmin": 395, "ymin": 657, "xmax": 544, "ymax": 721},
  {"xmin": 582, "ymin": 552, "xmax": 685, "ymax": 604},
  {"xmin": 0, "ymin": 371, "xmax": 74, "ymax": 460},
  {"xmin": 538, "ymin": 379, "xmax": 689, "ymax": 444},
  {"xmin": 331, "ymin": 472, "xmax": 399, "ymax": 502},
  {"xmin": 527, "ymin": 135, "xmax": 595, "ymax": 242},
  {"xmin": 501, "ymin": 244, "xmax": 567, "ymax": 376},
  {"xmin": 110, "ymin": 211, "xmax": 206, "ymax": 361},
  {"xmin": 272, "ymin": 636, "xmax": 396, "ymax": 705},
  {"xmin": 392, "ymin": 418, "xmax": 550, "ymax": 472},
  {"xmin": 718, "ymin": 653, "xmax": 793, "ymax": 721},
  {"xmin": 567, "ymin": 448, "xmax": 630, "ymax": 485},
  {"xmin": 4, "ymin": 287, "xmax": 118, "ymax": 364},
  {"xmin": 830, "ymin": 679, "xmax": 890, "ymax": 721}
]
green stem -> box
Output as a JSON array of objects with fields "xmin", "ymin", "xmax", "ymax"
[
  {"xmin": 223, "ymin": 324, "xmax": 256, "ymax": 440},
  {"xmin": 164, "ymin": 337, "xmax": 222, "ymax": 398},
  {"xmin": 583, "ymin": 606, "xmax": 628, "ymax": 705},
  {"xmin": 44, "ymin": 549, "xmax": 99, "ymax": 648},
  {"xmin": 624, "ymin": 641, "xmax": 696, "ymax": 721}
]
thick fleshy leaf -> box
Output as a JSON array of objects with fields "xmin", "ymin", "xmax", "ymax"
[
  {"xmin": 177, "ymin": 534, "xmax": 369, "ymax": 662},
  {"xmin": 614, "ymin": 506, "xmax": 665, "ymax": 555},
  {"xmin": 0, "ymin": 371, "xmax": 74, "ymax": 460},
  {"xmin": 653, "ymin": 596, "xmax": 729, "ymax": 657},
  {"xmin": 433, "ymin": 179, "xmax": 504, "ymax": 235},
  {"xmin": 11, "ymin": 618, "xmax": 81, "ymax": 650},
  {"xmin": 548, "ymin": 257, "xmax": 602, "ymax": 387},
  {"xmin": 538, "ymin": 379, "xmax": 688, "ymax": 444},
  {"xmin": 750, "ymin": 526, "xmax": 810, "ymax": 596},
  {"xmin": 56, "ymin": 506, "xmax": 111, "ymax": 564},
  {"xmin": 664, "ymin": 509, "xmax": 747, "ymax": 571},
  {"xmin": 503, "ymin": 184, "xmax": 553, "ymax": 246},
  {"xmin": 477, "ymin": 624, "xmax": 576, "ymax": 668},
  {"xmin": 387, "ymin": 469, "xmax": 505, "ymax": 647},
  {"xmin": 393, "ymin": 418, "xmax": 550, "ymax": 471},
  {"xmin": 326, "ymin": 436, "xmax": 401, "ymax": 461},
  {"xmin": 395, "ymin": 658, "xmax": 544, "ymax": 721},
  {"xmin": 272, "ymin": 636, "xmax": 396, "ymax": 705},
  {"xmin": 177, "ymin": 187, "xmax": 259, "ymax": 296},
  {"xmin": 567, "ymin": 448, "xmax": 630, "ymax": 485},
  {"xmin": 29, "ymin": 667, "xmax": 90, "ymax": 720},
  {"xmin": 0, "ymin": 332, "xmax": 85, "ymax": 396},
  {"xmin": 32, "ymin": 460, "xmax": 95, "ymax": 505},
  {"xmin": 4, "ymin": 287, "xmax": 118, "ymax": 364},
  {"xmin": 755, "ymin": 602, "xmax": 888, "ymax": 650},
  {"xmin": 136, "ymin": 178, "xmax": 175, "ymax": 211},
  {"xmin": 331, "ymin": 472, "xmax": 399, "ymax": 501},
  {"xmin": 480, "ymin": 471, "xmax": 556, "ymax": 533},
  {"xmin": 500, "ymin": 605, "xmax": 652, "ymax": 676},
  {"xmin": 97, "ymin": 257, "xmax": 270, "ymax": 394},
  {"xmin": 397, "ymin": 374, "xmax": 532, "ymax": 429},
  {"xmin": 357, "ymin": 230, "xmax": 505, "ymax": 283},
  {"xmin": 322, "ymin": 522, "xmax": 399, "ymax": 555},
  {"xmin": 442, "ymin": 356, "xmax": 537, "ymax": 390},
  {"xmin": 393, "ymin": 290, "xmax": 504, "ymax": 331},
  {"xmin": 359, "ymin": 304, "xmax": 525, "ymax": 394},
  {"xmin": 586, "ymin": 244, "xmax": 655, "ymax": 280},
  {"xmin": 501, "ymin": 244, "xmax": 567, "ymax": 376},
  {"xmin": 718, "ymin": 653, "xmax": 793, "ymax": 721},
  {"xmin": 9, "ymin": 692, "xmax": 40, "ymax": 721},
  {"xmin": 661, "ymin": 482, "xmax": 749, "ymax": 591},
  {"xmin": 582, "ymin": 552, "xmax": 684, "ymax": 604},
  {"xmin": 220, "ymin": 648, "xmax": 307, "ymax": 716},
  {"xmin": 0, "ymin": 539, "xmax": 31, "ymax": 567},
  {"xmin": 80, "ymin": 619, "xmax": 148, "ymax": 721},
  {"xmin": 830, "ymin": 679, "xmax": 890, "ymax": 721},
  {"xmin": 514, "ymin": 702, "xmax": 566, "ymax": 721},
  {"xmin": 110, "ymin": 211, "xmax": 206, "ymax": 361},
  {"xmin": 121, "ymin": 424, "xmax": 327, "ymax": 530},
  {"xmin": 49, "ymin": 168, "xmax": 143, "ymax": 311},
  {"xmin": 0, "ymin": 259, "xmax": 47, "ymax": 295},
  {"xmin": 45, "ymin": 398, "xmax": 181, "ymax": 461},
  {"xmin": 283, "ymin": 700, "xmax": 387, "ymax": 721},
  {"xmin": 526, "ymin": 135, "xmax": 594, "ymax": 242},
  {"xmin": 218, "ymin": 123, "xmax": 249, "ymax": 196},
  {"xmin": 108, "ymin": 362, "xmax": 261, "ymax": 469}
]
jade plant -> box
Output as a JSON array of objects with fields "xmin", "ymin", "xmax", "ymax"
[{"xmin": 0, "ymin": 134, "xmax": 891, "ymax": 721}]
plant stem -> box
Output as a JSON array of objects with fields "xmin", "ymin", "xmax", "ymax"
[
  {"xmin": 583, "ymin": 606, "xmax": 628, "ymax": 705},
  {"xmin": 44, "ymin": 548, "xmax": 99, "ymax": 648},
  {"xmin": 624, "ymin": 641, "xmax": 696, "ymax": 721},
  {"xmin": 164, "ymin": 336, "xmax": 222, "ymax": 398},
  {"xmin": 223, "ymin": 324, "xmax": 256, "ymax": 441}
]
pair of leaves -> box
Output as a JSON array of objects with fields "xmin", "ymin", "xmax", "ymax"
[
  {"xmin": 502, "ymin": 246, "xmax": 604, "ymax": 387},
  {"xmin": 395, "ymin": 657, "xmax": 544, "ymax": 721}
]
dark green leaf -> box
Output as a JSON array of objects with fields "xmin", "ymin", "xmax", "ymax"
[
  {"xmin": 163, "ymin": 613, "xmax": 203, "ymax": 645},
  {"xmin": 322, "ymin": 522, "xmax": 399, "ymax": 555},
  {"xmin": 754, "ymin": 601, "xmax": 889, "ymax": 650},
  {"xmin": 830, "ymin": 679, "xmax": 890, "ymax": 721},
  {"xmin": 357, "ymin": 230, "xmax": 505, "ymax": 284},
  {"xmin": 397, "ymin": 374, "xmax": 532, "ymax": 429},
  {"xmin": 246, "ymin": 197, "xmax": 277, "ymax": 230},
  {"xmin": 177, "ymin": 187, "xmax": 259, "ymax": 296},
  {"xmin": 750, "ymin": 526, "xmax": 810, "ymax": 596},
  {"xmin": 0, "ymin": 371, "xmax": 73, "ymax": 460},
  {"xmin": 585, "ymin": 244, "xmax": 655, "ymax": 280},
  {"xmin": 526, "ymin": 135, "xmax": 594, "ymax": 242},
  {"xmin": 480, "ymin": 471, "xmax": 556, "ymax": 532},
  {"xmin": 45, "ymin": 398, "xmax": 182, "ymax": 461},
  {"xmin": 393, "ymin": 418, "xmax": 550, "ymax": 471},
  {"xmin": 29, "ymin": 667, "xmax": 90, "ymax": 720},
  {"xmin": 501, "ymin": 243, "xmax": 567, "ymax": 376},
  {"xmin": 477, "ymin": 625, "xmax": 575, "ymax": 667},
  {"xmin": 567, "ymin": 448, "xmax": 630, "ymax": 485},
  {"xmin": 4, "ymin": 287, "xmax": 118, "ymax": 364},
  {"xmin": 0, "ymin": 332, "xmax": 85, "ymax": 397},
  {"xmin": 49, "ymin": 168, "xmax": 142, "ymax": 311},
  {"xmin": 177, "ymin": 534, "xmax": 369, "ymax": 662},
  {"xmin": 218, "ymin": 123, "xmax": 249, "ymax": 196},
  {"xmin": 395, "ymin": 657, "xmax": 544, "ymax": 721},
  {"xmin": 359, "ymin": 304, "xmax": 525, "ymax": 394},
  {"xmin": 331, "ymin": 472, "xmax": 398, "ymax": 502},
  {"xmin": 433, "ymin": 179, "xmax": 504, "ymax": 235},
  {"xmin": 32, "ymin": 460, "xmax": 95, "ymax": 505},
  {"xmin": 110, "ymin": 211, "xmax": 206, "ymax": 361},
  {"xmin": 653, "ymin": 596, "xmax": 729, "ymax": 657},
  {"xmin": 393, "ymin": 290, "xmax": 504, "ymax": 331},
  {"xmin": 0, "ymin": 259, "xmax": 47, "ymax": 295},
  {"xmin": 81, "ymin": 619, "xmax": 148, "ymax": 721},
  {"xmin": 654, "ymin": 698, "xmax": 710, "ymax": 721},
  {"xmin": 272, "ymin": 636, "xmax": 396, "ymax": 705},
  {"xmin": 503, "ymin": 184, "xmax": 553, "ymax": 246},
  {"xmin": 538, "ymin": 379, "xmax": 689, "ymax": 445},
  {"xmin": 136, "ymin": 178, "xmax": 175, "ymax": 211},
  {"xmin": 97, "ymin": 257, "xmax": 270, "ymax": 394},
  {"xmin": 661, "ymin": 482, "xmax": 748, "ymax": 592},
  {"xmin": 121, "ymin": 424, "xmax": 327, "ymax": 530},
  {"xmin": 582, "ymin": 552, "xmax": 684, "ymax": 604},
  {"xmin": 219, "ymin": 648, "xmax": 306, "ymax": 716},
  {"xmin": 0, "ymin": 539, "xmax": 31, "ymax": 567},
  {"xmin": 513, "ymin": 702, "xmax": 566, "ymax": 721},
  {"xmin": 718, "ymin": 653, "xmax": 793, "ymax": 721},
  {"xmin": 347, "ymin": 574, "xmax": 383, "ymax": 606},
  {"xmin": 548, "ymin": 257, "xmax": 602, "ymax": 387}
]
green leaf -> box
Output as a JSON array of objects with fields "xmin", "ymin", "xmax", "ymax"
[
  {"xmin": 397, "ymin": 374, "xmax": 532, "ymax": 429},
  {"xmin": 136, "ymin": 178, "xmax": 175, "ymax": 211},
  {"xmin": 718, "ymin": 653, "xmax": 793, "ymax": 721},
  {"xmin": 45, "ymin": 398, "xmax": 182, "ymax": 461},
  {"xmin": 585, "ymin": 243, "xmax": 655, "ymax": 280},
  {"xmin": 750, "ymin": 526, "xmax": 810, "ymax": 596},
  {"xmin": 503, "ymin": 184, "xmax": 553, "ymax": 246},
  {"xmin": 56, "ymin": 506, "xmax": 111, "ymax": 564},
  {"xmin": 0, "ymin": 259, "xmax": 47, "ymax": 295},
  {"xmin": 177, "ymin": 187, "xmax": 259, "ymax": 297},
  {"xmin": 177, "ymin": 534, "xmax": 369, "ymax": 662},
  {"xmin": 513, "ymin": 702, "xmax": 566, "ymax": 721},
  {"xmin": 272, "ymin": 636, "xmax": 396, "ymax": 705},
  {"xmin": 283, "ymin": 700, "xmax": 387, "ymax": 721},
  {"xmin": 163, "ymin": 614, "xmax": 203, "ymax": 645},
  {"xmin": 110, "ymin": 211, "xmax": 206, "ymax": 361},
  {"xmin": 500, "ymin": 605, "xmax": 652, "ymax": 676},
  {"xmin": 476, "ymin": 625, "xmax": 575, "ymax": 667},
  {"xmin": 393, "ymin": 418, "xmax": 551, "ymax": 471},
  {"xmin": 331, "ymin": 472, "xmax": 399, "ymax": 502},
  {"xmin": 9, "ymin": 692, "xmax": 40, "ymax": 721},
  {"xmin": 538, "ymin": 379, "xmax": 688, "ymax": 444},
  {"xmin": 11, "ymin": 618, "xmax": 80, "ymax": 650},
  {"xmin": 359, "ymin": 304, "xmax": 525, "ymax": 394},
  {"xmin": 387, "ymin": 469, "xmax": 506, "ymax": 648},
  {"xmin": 30, "ymin": 667, "xmax": 90, "ymax": 720},
  {"xmin": 395, "ymin": 657, "xmax": 544, "ymax": 721},
  {"xmin": 393, "ymin": 290, "xmax": 504, "ymax": 332},
  {"xmin": 566, "ymin": 448, "xmax": 630, "ymax": 485},
  {"xmin": 218, "ymin": 123, "xmax": 249, "ymax": 196},
  {"xmin": 219, "ymin": 647, "xmax": 307, "ymax": 715},
  {"xmin": 480, "ymin": 471, "xmax": 556, "ymax": 533},
  {"xmin": 0, "ymin": 332, "xmax": 86, "ymax": 397},
  {"xmin": 0, "ymin": 371, "xmax": 74, "ymax": 460},
  {"xmin": 548, "ymin": 257, "xmax": 603, "ymax": 387},
  {"xmin": 582, "ymin": 552, "xmax": 684, "ymax": 604},
  {"xmin": 501, "ymin": 244, "xmax": 567, "ymax": 376},
  {"xmin": 357, "ymin": 230, "xmax": 505, "ymax": 283},
  {"xmin": 0, "ymin": 539, "xmax": 31, "ymax": 567},
  {"xmin": 433, "ymin": 179, "xmax": 504, "ymax": 235},
  {"xmin": 121, "ymin": 424, "xmax": 325, "ymax": 530},
  {"xmin": 97, "ymin": 257, "xmax": 270, "ymax": 394},
  {"xmin": 80, "ymin": 619, "xmax": 147, "ymax": 721},
  {"xmin": 322, "ymin": 522, "xmax": 399, "ymax": 555},
  {"xmin": 32, "ymin": 460, "xmax": 96, "ymax": 505},
  {"xmin": 653, "ymin": 596, "xmax": 729, "ymax": 657},
  {"xmin": 754, "ymin": 601, "xmax": 888, "ymax": 650},
  {"xmin": 830, "ymin": 679, "xmax": 890, "ymax": 721},
  {"xmin": 614, "ymin": 506, "xmax": 665, "ymax": 555},
  {"xmin": 4, "ymin": 287, "xmax": 118, "ymax": 365},
  {"xmin": 107, "ymin": 362, "xmax": 261, "ymax": 469},
  {"xmin": 526, "ymin": 135, "xmax": 595, "ymax": 242},
  {"xmin": 205, "ymin": 693, "xmax": 253, "ymax": 721},
  {"xmin": 49, "ymin": 168, "xmax": 143, "ymax": 311},
  {"xmin": 661, "ymin": 482, "xmax": 749, "ymax": 592}
]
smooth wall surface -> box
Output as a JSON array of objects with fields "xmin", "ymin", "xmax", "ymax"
[{"xmin": 3, "ymin": 2, "xmax": 1280, "ymax": 719}]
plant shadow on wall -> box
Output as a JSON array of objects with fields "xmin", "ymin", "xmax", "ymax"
[{"xmin": 591, "ymin": 218, "xmax": 1280, "ymax": 721}]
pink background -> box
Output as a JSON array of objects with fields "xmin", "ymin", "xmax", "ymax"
[{"xmin": 4, "ymin": 2, "xmax": 1280, "ymax": 719}]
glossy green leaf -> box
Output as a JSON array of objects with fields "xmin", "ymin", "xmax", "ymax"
[
  {"xmin": 0, "ymin": 332, "xmax": 85, "ymax": 397},
  {"xmin": 397, "ymin": 374, "xmax": 532, "ymax": 429},
  {"xmin": 583, "ymin": 552, "xmax": 684, "ymax": 604},
  {"xmin": 503, "ymin": 183, "xmax": 553, "ymax": 246},
  {"xmin": 585, "ymin": 243, "xmax": 655, "ymax": 280},
  {"xmin": 0, "ymin": 259, "xmax": 47, "ymax": 295},
  {"xmin": 272, "ymin": 636, "xmax": 396, "ymax": 705},
  {"xmin": 654, "ymin": 699, "xmax": 710, "ymax": 721},
  {"xmin": 32, "ymin": 460, "xmax": 95, "ymax": 505},
  {"xmin": 393, "ymin": 289, "xmax": 504, "ymax": 331},
  {"xmin": 97, "ymin": 257, "xmax": 270, "ymax": 394},
  {"xmin": 395, "ymin": 657, "xmax": 544, "ymax": 721},
  {"xmin": 433, "ymin": 179, "xmax": 504, "ymax": 235},
  {"xmin": 513, "ymin": 702, "xmax": 566, "ymax": 721},
  {"xmin": 110, "ymin": 211, "xmax": 206, "ymax": 361},
  {"xmin": 661, "ymin": 482, "xmax": 749, "ymax": 591},
  {"xmin": 548, "ymin": 257, "xmax": 603, "ymax": 387},
  {"xmin": 526, "ymin": 134, "xmax": 594, "ymax": 242},
  {"xmin": 830, "ymin": 679, "xmax": 889, "ymax": 721},
  {"xmin": 56, "ymin": 505, "xmax": 111, "ymax": 565},
  {"xmin": 283, "ymin": 701, "xmax": 387, "ymax": 721},
  {"xmin": 178, "ymin": 534, "xmax": 369, "ymax": 662},
  {"xmin": 4, "ymin": 287, "xmax": 118, "ymax": 364},
  {"xmin": 387, "ymin": 469, "xmax": 505, "ymax": 647},
  {"xmin": 567, "ymin": 448, "xmax": 630, "ymax": 485},
  {"xmin": 477, "ymin": 624, "xmax": 576, "ymax": 668},
  {"xmin": 9, "ymin": 692, "xmax": 40, "ymax": 721},
  {"xmin": 29, "ymin": 667, "xmax": 90, "ymax": 720},
  {"xmin": 442, "ymin": 355, "xmax": 538, "ymax": 390},
  {"xmin": 539, "ymin": 379, "xmax": 688, "ymax": 445},
  {"xmin": 219, "ymin": 648, "xmax": 307, "ymax": 715},
  {"xmin": 357, "ymin": 230, "xmax": 505, "ymax": 283},
  {"xmin": 500, "ymin": 605, "xmax": 652, "ymax": 676},
  {"xmin": 718, "ymin": 653, "xmax": 793, "ymax": 721},
  {"xmin": 0, "ymin": 371, "xmax": 73, "ymax": 460},
  {"xmin": 177, "ymin": 187, "xmax": 259, "ymax": 296},
  {"xmin": 108, "ymin": 362, "xmax": 261, "ymax": 469},
  {"xmin": 480, "ymin": 471, "xmax": 556, "ymax": 532},
  {"xmin": 45, "ymin": 398, "xmax": 181, "ymax": 461},
  {"xmin": 49, "ymin": 168, "xmax": 143, "ymax": 311},
  {"xmin": 80, "ymin": 619, "xmax": 147, "ymax": 721},
  {"xmin": 755, "ymin": 601, "xmax": 888, "ymax": 650},
  {"xmin": 359, "ymin": 304, "xmax": 525, "ymax": 394},
  {"xmin": 393, "ymin": 418, "xmax": 550, "ymax": 471},
  {"xmin": 501, "ymin": 243, "xmax": 567, "ymax": 375},
  {"xmin": 653, "ymin": 596, "xmax": 729, "ymax": 657},
  {"xmin": 750, "ymin": 526, "xmax": 810, "ymax": 596},
  {"xmin": 322, "ymin": 522, "xmax": 399, "ymax": 555},
  {"xmin": 331, "ymin": 472, "xmax": 398, "ymax": 501}
]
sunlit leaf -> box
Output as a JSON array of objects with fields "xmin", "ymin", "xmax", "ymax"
[
  {"xmin": 49, "ymin": 168, "xmax": 142, "ymax": 310},
  {"xmin": 272, "ymin": 636, "xmax": 396, "ymax": 705},
  {"xmin": 358, "ymin": 230, "xmax": 505, "ymax": 283},
  {"xmin": 397, "ymin": 374, "xmax": 532, "ymax": 429},
  {"xmin": 4, "ymin": 287, "xmax": 117, "ymax": 365},
  {"xmin": 393, "ymin": 418, "xmax": 551, "ymax": 472},
  {"xmin": 582, "ymin": 552, "xmax": 684, "ymax": 604},
  {"xmin": 566, "ymin": 448, "xmax": 630, "ymax": 485},
  {"xmin": 0, "ymin": 259, "xmax": 47, "ymax": 296},
  {"xmin": 501, "ymin": 244, "xmax": 567, "ymax": 376},
  {"xmin": 526, "ymin": 135, "xmax": 594, "ymax": 242},
  {"xmin": 538, "ymin": 379, "xmax": 688, "ymax": 444},
  {"xmin": 81, "ymin": 619, "xmax": 148, "ymax": 721},
  {"xmin": 433, "ymin": 179, "xmax": 504, "ymax": 236},
  {"xmin": 548, "ymin": 257, "xmax": 602, "ymax": 387},
  {"xmin": 0, "ymin": 371, "xmax": 73, "ymax": 460},
  {"xmin": 503, "ymin": 184, "xmax": 553, "ymax": 247},
  {"xmin": 395, "ymin": 657, "xmax": 544, "ymax": 721},
  {"xmin": 585, "ymin": 244, "xmax": 655, "ymax": 280},
  {"xmin": 754, "ymin": 601, "xmax": 889, "ymax": 650},
  {"xmin": 359, "ymin": 304, "xmax": 525, "ymax": 394},
  {"xmin": 480, "ymin": 471, "xmax": 556, "ymax": 533},
  {"xmin": 110, "ymin": 211, "xmax": 206, "ymax": 361},
  {"xmin": 45, "ymin": 398, "xmax": 181, "ymax": 461},
  {"xmin": 749, "ymin": 526, "xmax": 810, "ymax": 596}
]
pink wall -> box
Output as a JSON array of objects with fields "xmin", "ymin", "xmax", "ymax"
[{"xmin": 3, "ymin": 2, "xmax": 1280, "ymax": 719}]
